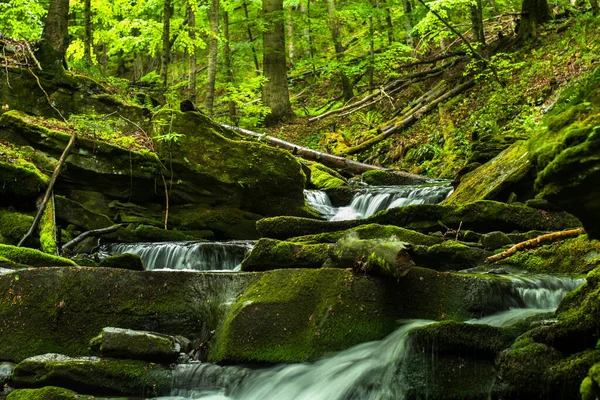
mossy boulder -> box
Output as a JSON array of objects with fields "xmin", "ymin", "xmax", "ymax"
[
  {"xmin": 0, "ymin": 210, "xmax": 33, "ymax": 246},
  {"xmin": 361, "ymin": 169, "xmax": 427, "ymax": 186},
  {"xmin": 412, "ymin": 240, "xmax": 489, "ymax": 270},
  {"xmin": 0, "ymin": 158, "xmax": 48, "ymax": 200},
  {"xmin": 480, "ymin": 231, "xmax": 513, "ymax": 250},
  {"xmin": 305, "ymin": 162, "xmax": 348, "ymax": 190},
  {"xmin": 287, "ymin": 223, "xmax": 442, "ymax": 246},
  {"xmin": 496, "ymin": 234, "xmax": 600, "ymax": 274},
  {"xmin": 89, "ymin": 327, "xmax": 180, "ymax": 362},
  {"xmin": 210, "ymin": 267, "xmax": 521, "ymax": 364},
  {"xmin": 112, "ymin": 224, "xmax": 213, "ymax": 242},
  {"xmin": 169, "ymin": 205, "xmax": 261, "ymax": 240},
  {"xmin": 98, "ymin": 253, "xmax": 144, "ymax": 271},
  {"xmin": 11, "ymin": 354, "xmax": 171, "ymax": 396},
  {"xmin": 152, "ymin": 110, "xmax": 308, "ymax": 217},
  {"xmin": 257, "ymin": 201, "xmax": 581, "ymax": 240},
  {"xmin": 529, "ymin": 66, "xmax": 600, "ymax": 239},
  {"xmin": 446, "ymin": 140, "xmax": 533, "ymax": 205},
  {"xmin": 0, "ymin": 267, "xmax": 258, "ymax": 362},
  {"xmin": 581, "ymin": 362, "xmax": 600, "ymax": 400},
  {"xmin": 6, "ymin": 386, "xmax": 94, "ymax": 400},
  {"xmin": 240, "ymin": 238, "xmax": 332, "ymax": 271},
  {"xmin": 0, "ymin": 245, "xmax": 75, "ymax": 268},
  {"xmin": 55, "ymin": 196, "xmax": 113, "ymax": 232}
]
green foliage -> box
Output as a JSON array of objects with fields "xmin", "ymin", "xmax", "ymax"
[{"xmin": 0, "ymin": 0, "xmax": 45, "ymax": 40}]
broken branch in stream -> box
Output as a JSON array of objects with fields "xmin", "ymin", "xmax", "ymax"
[
  {"xmin": 485, "ymin": 228, "xmax": 585, "ymax": 264},
  {"xmin": 61, "ymin": 224, "xmax": 125, "ymax": 252},
  {"xmin": 222, "ymin": 123, "xmax": 427, "ymax": 182},
  {"xmin": 343, "ymin": 79, "xmax": 475, "ymax": 156}
]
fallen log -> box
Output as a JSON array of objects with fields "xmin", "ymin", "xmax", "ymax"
[
  {"xmin": 61, "ymin": 224, "xmax": 124, "ymax": 252},
  {"xmin": 485, "ymin": 227, "xmax": 585, "ymax": 264},
  {"xmin": 222, "ymin": 123, "xmax": 427, "ymax": 180},
  {"xmin": 343, "ymin": 79, "xmax": 475, "ymax": 156}
]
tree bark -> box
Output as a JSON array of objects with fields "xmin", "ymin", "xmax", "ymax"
[
  {"xmin": 205, "ymin": 0, "xmax": 220, "ymax": 116},
  {"xmin": 40, "ymin": 0, "xmax": 70, "ymax": 68},
  {"xmin": 243, "ymin": 1, "xmax": 260, "ymax": 72},
  {"xmin": 591, "ymin": 0, "xmax": 598, "ymax": 14},
  {"xmin": 287, "ymin": 7, "xmax": 296, "ymax": 66},
  {"xmin": 223, "ymin": 10, "xmax": 237, "ymax": 123},
  {"xmin": 262, "ymin": 0, "xmax": 294, "ymax": 126},
  {"xmin": 160, "ymin": 0, "xmax": 172, "ymax": 88},
  {"xmin": 188, "ymin": 2, "xmax": 197, "ymax": 103},
  {"xmin": 326, "ymin": 0, "xmax": 354, "ymax": 102},
  {"xmin": 516, "ymin": 0, "xmax": 551, "ymax": 41},
  {"xmin": 61, "ymin": 225, "xmax": 124, "ymax": 253},
  {"xmin": 83, "ymin": 0, "xmax": 92, "ymax": 64},
  {"xmin": 385, "ymin": 6, "xmax": 394, "ymax": 44},
  {"xmin": 470, "ymin": 0, "xmax": 486, "ymax": 45},
  {"xmin": 402, "ymin": 0, "xmax": 415, "ymax": 50}
]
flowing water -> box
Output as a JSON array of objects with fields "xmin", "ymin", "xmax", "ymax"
[
  {"xmin": 100, "ymin": 241, "xmax": 254, "ymax": 271},
  {"xmin": 156, "ymin": 275, "xmax": 583, "ymax": 400},
  {"xmin": 305, "ymin": 184, "xmax": 453, "ymax": 221}
]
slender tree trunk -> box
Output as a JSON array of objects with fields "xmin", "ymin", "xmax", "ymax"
[
  {"xmin": 262, "ymin": 0, "xmax": 294, "ymax": 126},
  {"xmin": 326, "ymin": 0, "xmax": 353, "ymax": 102},
  {"xmin": 516, "ymin": 0, "xmax": 551, "ymax": 41},
  {"xmin": 243, "ymin": 1, "xmax": 260, "ymax": 72},
  {"xmin": 591, "ymin": 0, "xmax": 599, "ymax": 14},
  {"xmin": 301, "ymin": 0, "xmax": 317, "ymax": 74},
  {"xmin": 205, "ymin": 0, "xmax": 219, "ymax": 116},
  {"xmin": 40, "ymin": 0, "xmax": 70, "ymax": 68},
  {"xmin": 83, "ymin": 0, "xmax": 92, "ymax": 64},
  {"xmin": 160, "ymin": 0, "xmax": 171, "ymax": 88},
  {"xmin": 223, "ymin": 10, "xmax": 237, "ymax": 123},
  {"xmin": 368, "ymin": 7, "xmax": 375, "ymax": 93},
  {"xmin": 188, "ymin": 3, "xmax": 197, "ymax": 103},
  {"xmin": 470, "ymin": 0, "xmax": 485, "ymax": 45},
  {"xmin": 287, "ymin": 7, "xmax": 296, "ymax": 66},
  {"xmin": 385, "ymin": 6, "xmax": 394, "ymax": 44},
  {"xmin": 402, "ymin": 0, "xmax": 415, "ymax": 50}
]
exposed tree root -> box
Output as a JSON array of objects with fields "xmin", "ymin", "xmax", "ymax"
[{"xmin": 485, "ymin": 227, "xmax": 585, "ymax": 264}]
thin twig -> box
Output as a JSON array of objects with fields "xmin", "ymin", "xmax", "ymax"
[{"xmin": 3, "ymin": 46, "xmax": 11, "ymax": 89}]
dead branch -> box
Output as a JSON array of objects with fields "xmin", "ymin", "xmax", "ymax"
[
  {"xmin": 485, "ymin": 228, "xmax": 585, "ymax": 264},
  {"xmin": 61, "ymin": 224, "xmax": 124, "ymax": 252},
  {"xmin": 397, "ymin": 51, "xmax": 466, "ymax": 69},
  {"xmin": 343, "ymin": 79, "xmax": 475, "ymax": 156},
  {"xmin": 18, "ymin": 130, "xmax": 77, "ymax": 248}
]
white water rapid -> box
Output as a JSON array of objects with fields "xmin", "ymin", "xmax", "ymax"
[
  {"xmin": 156, "ymin": 275, "xmax": 583, "ymax": 400},
  {"xmin": 101, "ymin": 241, "xmax": 254, "ymax": 271},
  {"xmin": 305, "ymin": 184, "xmax": 453, "ymax": 221}
]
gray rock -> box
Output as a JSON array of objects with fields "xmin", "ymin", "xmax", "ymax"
[
  {"xmin": 480, "ymin": 231, "xmax": 513, "ymax": 250},
  {"xmin": 90, "ymin": 327, "xmax": 181, "ymax": 362},
  {"xmin": 99, "ymin": 253, "xmax": 144, "ymax": 271}
]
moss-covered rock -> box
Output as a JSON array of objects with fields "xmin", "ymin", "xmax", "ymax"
[
  {"xmin": 240, "ymin": 238, "xmax": 331, "ymax": 271},
  {"xmin": 445, "ymin": 140, "xmax": 533, "ymax": 205},
  {"xmin": 113, "ymin": 224, "xmax": 213, "ymax": 242},
  {"xmin": 89, "ymin": 327, "xmax": 180, "ymax": 362},
  {"xmin": 0, "ymin": 267, "xmax": 258, "ymax": 362},
  {"xmin": 581, "ymin": 362, "xmax": 600, "ymax": 400},
  {"xmin": 11, "ymin": 354, "xmax": 171, "ymax": 396},
  {"xmin": 305, "ymin": 162, "xmax": 347, "ymax": 190},
  {"xmin": 6, "ymin": 386, "xmax": 93, "ymax": 400},
  {"xmin": 412, "ymin": 240, "xmax": 489, "ymax": 270},
  {"xmin": 169, "ymin": 205, "xmax": 261, "ymax": 240},
  {"xmin": 257, "ymin": 201, "xmax": 581, "ymax": 240},
  {"xmin": 361, "ymin": 169, "xmax": 428, "ymax": 186},
  {"xmin": 39, "ymin": 197, "xmax": 57, "ymax": 254},
  {"xmin": 0, "ymin": 159, "xmax": 47, "ymax": 200},
  {"xmin": 287, "ymin": 223, "xmax": 442, "ymax": 246},
  {"xmin": 55, "ymin": 196, "xmax": 113, "ymax": 232},
  {"xmin": 152, "ymin": 109, "xmax": 308, "ymax": 217},
  {"xmin": 480, "ymin": 231, "xmax": 513, "ymax": 250},
  {"xmin": 98, "ymin": 253, "xmax": 144, "ymax": 271},
  {"xmin": 0, "ymin": 245, "xmax": 75, "ymax": 268},
  {"xmin": 210, "ymin": 267, "xmax": 520, "ymax": 364},
  {"xmin": 0, "ymin": 210, "xmax": 33, "ymax": 246},
  {"xmin": 496, "ymin": 234, "xmax": 600, "ymax": 274}
]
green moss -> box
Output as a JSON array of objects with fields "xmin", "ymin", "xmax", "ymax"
[
  {"xmin": 240, "ymin": 238, "xmax": 331, "ymax": 271},
  {"xmin": 39, "ymin": 197, "xmax": 57, "ymax": 255},
  {"xmin": 6, "ymin": 386, "xmax": 92, "ymax": 400},
  {"xmin": 287, "ymin": 223, "xmax": 442, "ymax": 246},
  {"xmin": 361, "ymin": 169, "xmax": 426, "ymax": 186},
  {"xmin": 55, "ymin": 196, "xmax": 114, "ymax": 232},
  {"xmin": 306, "ymin": 162, "xmax": 347, "ymax": 190},
  {"xmin": 581, "ymin": 363, "xmax": 600, "ymax": 400},
  {"xmin": 169, "ymin": 205, "xmax": 261, "ymax": 239},
  {"xmin": 0, "ymin": 159, "xmax": 48, "ymax": 198},
  {"xmin": 115, "ymin": 224, "xmax": 213, "ymax": 242},
  {"xmin": 0, "ymin": 210, "xmax": 33, "ymax": 246},
  {"xmin": 259, "ymin": 201, "xmax": 580, "ymax": 240},
  {"xmin": 412, "ymin": 240, "xmax": 489, "ymax": 270},
  {"xmin": 0, "ymin": 245, "xmax": 75, "ymax": 267},
  {"xmin": 99, "ymin": 254, "xmax": 144, "ymax": 271},
  {"xmin": 12, "ymin": 354, "xmax": 171, "ymax": 396},
  {"xmin": 497, "ymin": 234, "xmax": 600, "ymax": 274}
]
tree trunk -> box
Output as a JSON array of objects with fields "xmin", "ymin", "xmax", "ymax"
[
  {"xmin": 385, "ymin": 6, "xmax": 394, "ymax": 44},
  {"xmin": 262, "ymin": 0, "xmax": 294, "ymax": 126},
  {"xmin": 470, "ymin": 0, "xmax": 485, "ymax": 45},
  {"xmin": 402, "ymin": 0, "xmax": 415, "ymax": 50},
  {"xmin": 326, "ymin": 0, "xmax": 354, "ymax": 102},
  {"xmin": 300, "ymin": 0, "xmax": 317, "ymax": 74},
  {"xmin": 205, "ymin": 0, "xmax": 219, "ymax": 116},
  {"xmin": 83, "ymin": 0, "xmax": 92, "ymax": 64},
  {"xmin": 223, "ymin": 10, "xmax": 238, "ymax": 123},
  {"xmin": 243, "ymin": 1, "xmax": 260, "ymax": 72},
  {"xmin": 160, "ymin": 0, "xmax": 171, "ymax": 88},
  {"xmin": 188, "ymin": 3, "xmax": 197, "ymax": 103},
  {"xmin": 591, "ymin": 0, "xmax": 598, "ymax": 14},
  {"xmin": 287, "ymin": 7, "xmax": 296, "ymax": 66},
  {"xmin": 40, "ymin": 0, "xmax": 70, "ymax": 68},
  {"xmin": 516, "ymin": 0, "xmax": 551, "ymax": 41}
]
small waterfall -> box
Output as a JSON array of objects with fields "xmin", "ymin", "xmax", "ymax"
[
  {"xmin": 100, "ymin": 241, "xmax": 254, "ymax": 271},
  {"xmin": 305, "ymin": 184, "xmax": 453, "ymax": 221}
]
